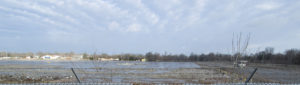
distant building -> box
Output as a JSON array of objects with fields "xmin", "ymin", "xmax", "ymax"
[
  {"xmin": 60, "ymin": 54, "xmax": 83, "ymax": 60},
  {"xmin": 141, "ymin": 58, "xmax": 146, "ymax": 62},
  {"xmin": 238, "ymin": 60, "xmax": 248, "ymax": 68},
  {"xmin": 33, "ymin": 56, "xmax": 40, "ymax": 59},
  {"xmin": 61, "ymin": 56, "xmax": 72, "ymax": 60},
  {"xmin": 0, "ymin": 57, "xmax": 11, "ymax": 60},
  {"xmin": 42, "ymin": 55, "xmax": 61, "ymax": 60},
  {"xmin": 72, "ymin": 54, "xmax": 83, "ymax": 59},
  {"xmin": 25, "ymin": 56, "xmax": 31, "ymax": 59},
  {"xmin": 99, "ymin": 58, "xmax": 119, "ymax": 61}
]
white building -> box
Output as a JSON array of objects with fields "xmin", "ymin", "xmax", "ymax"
[
  {"xmin": 0, "ymin": 57, "xmax": 11, "ymax": 60},
  {"xmin": 73, "ymin": 55, "xmax": 83, "ymax": 59},
  {"xmin": 25, "ymin": 56, "xmax": 31, "ymax": 59},
  {"xmin": 33, "ymin": 56, "xmax": 40, "ymax": 59},
  {"xmin": 42, "ymin": 55, "xmax": 61, "ymax": 60},
  {"xmin": 99, "ymin": 58, "xmax": 119, "ymax": 61}
]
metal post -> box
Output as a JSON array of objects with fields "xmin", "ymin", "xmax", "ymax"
[
  {"xmin": 245, "ymin": 68, "xmax": 258, "ymax": 84},
  {"xmin": 71, "ymin": 68, "xmax": 81, "ymax": 83}
]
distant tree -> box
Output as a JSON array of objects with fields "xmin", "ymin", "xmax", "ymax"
[
  {"xmin": 285, "ymin": 49, "xmax": 300, "ymax": 64},
  {"xmin": 145, "ymin": 52, "xmax": 160, "ymax": 61},
  {"xmin": 100, "ymin": 53, "xmax": 109, "ymax": 58},
  {"xmin": 68, "ymin": 51, "xmax": 75, "ymax": 57},
  {"xmin": 36, "ymin": 52, "xmax": 45, "ymax": 56},
  {"xmin": 82, "ymin": 53, "xmax": 89, "ymax": 59},
  {"xmin": 265, "ymin": 47, "xmax": 274, "ymax": 54},
  {"xmin": 189, "ymin": 53, "xmax": 198, "ymax": 61},
  {"xmin": 178, "ymin": 54, "xmax": 187, "ymax": 61},
  {"xmin": 294, "ymin": 52, "xmax": 300, "ymax": 65},
  {"xmin": 255, "ymin": 47, "xmax": 274, "ymax": 63},
  {"xmin": 0, "ymin": 52, "xmax": 5, "ymax": 57},
  {"xmin": 25, "ymin": 52, "xmax": 34, "ymax": 57},
  {"xmin": 7, "ymin": 53, "xmax": 12, "ymax": 57}
]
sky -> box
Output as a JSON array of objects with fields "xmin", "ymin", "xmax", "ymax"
[{"xmin": 0, "ymin": 0, "xmax": 300, "ymax": 54}]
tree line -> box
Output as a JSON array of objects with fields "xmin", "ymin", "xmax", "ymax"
[
  {"xmin": 144, "ymin": 48, "xmax": 300, "ymax": 65},
  {"xmin": 1, "ymin": 48, "xmax": 300, "ymax": 65}
]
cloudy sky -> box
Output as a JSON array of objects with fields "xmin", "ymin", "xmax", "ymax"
[{"xmin": 0, "ymin": 0, "xmax": 300, "ymax": 54}]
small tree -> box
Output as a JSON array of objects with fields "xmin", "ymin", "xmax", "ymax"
[{"xmin": 232, "ymin": 32, "xmax": 251, "ymax": 67}]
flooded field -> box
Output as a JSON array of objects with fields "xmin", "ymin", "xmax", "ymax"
[
  {"xmin": 1, "ymin": 60, "xmax": 299, "ymax": 84},
  {"xmin": 0, "ymin": 60, "xmax": 233, "ymax": 84},
  {"xmin": 196, "ymin": 62, "xmax": 300, "ymax": 84},
  {"xmin": 0, "ymin": 60, "xmax": 200, "ymax": 68}
]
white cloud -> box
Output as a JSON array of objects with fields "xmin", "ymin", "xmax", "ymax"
[
  {"xmin": 47, "ymin": 30, "xmax": 69, "ymax": 41},
  {"xmin": 124, "ymin": 0, "xmax": 160, "ymax": 25},
  {"xmin": 153, "ymin": 0, "xmax": 181, "ymax": 11},
  {"xmin": 46, "ymin": 29, "xmax": 82, "ymax": 44},
  {"xmin": 7, "ymin": 0, "xmax": 60, "ymax": 16},
  {"xmin": 256, "ymin": 2, "xmax": 281, "ymax": 10},
  {"xmin": 46, "ymin": 0, "xmax": 64, "ymax": 6},
  {"xmin": 108, "ymin": 21, "xmax": 120, "ymax": 30},
  {"xmin": 0, "ymin": 6, "xmax": 41, "ymax": 19},
  {"xmin": 0, "ymin": 29, "xmax": 23, "ymax": 34},
  {"xmin": 126, "ymin": 23, "xmax": 142, "ymax": 32},
  {"xmin": 0, "ymin": 0, "xmax": 300, "ymax": 53}
]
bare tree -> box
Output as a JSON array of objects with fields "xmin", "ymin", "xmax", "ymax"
[{"xmin": 232, "ymin": 32, "xmax": 251, "ymax": 67}]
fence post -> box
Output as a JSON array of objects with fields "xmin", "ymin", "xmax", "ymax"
[
  {"xmin": 245, "ymin": 68, "xmax": 258, "ymax": 84},
  {"xmin": 71, "ymin": 68, "xmax": 81, "ymax": 83},
  {"xmin": 111, "ymin": 68, "xmax": 113, "ymax": 82}
]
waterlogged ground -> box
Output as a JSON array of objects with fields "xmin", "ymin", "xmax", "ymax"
[
  {"xmin": 0, "ymin": 60, "xmax": 200, "ymax": 68},
  {"xmin": 4, "ymin": 60, "xmax": 299, "ymax": 84},
  {"xmin": 196, "ymin": 62, "xmax": 300, "ymax": 83},
  {"xmin": 0, "ymin": 60, "xmax": 232, "ymax": 84}
]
